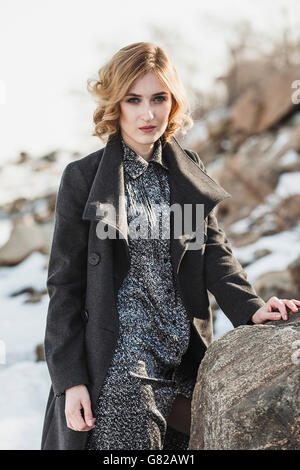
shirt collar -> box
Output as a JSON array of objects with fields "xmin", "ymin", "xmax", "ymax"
[{"xmin": 121, "ymin": 137, "xmax": 169, "ymax": 179}]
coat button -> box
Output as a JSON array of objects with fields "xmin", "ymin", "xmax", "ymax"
[
  {"xmin": 81, "ymin": 309, "xmax": 89, "ymax": 323},
  {"xmin": 88, "ymin": 252, "xmax": 100, "ymax": 265}
]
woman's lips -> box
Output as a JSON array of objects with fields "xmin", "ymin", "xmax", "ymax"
[{"xmin": 139, "ymin": 126, "xmax": 156, "ymax": 133}]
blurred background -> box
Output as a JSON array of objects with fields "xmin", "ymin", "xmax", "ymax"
[{"xmin": 1, "ymin": 0, "xmax": 300, "ymax": 449}]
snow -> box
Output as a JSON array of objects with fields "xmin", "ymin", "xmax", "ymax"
[
  {"xmin": 275, "ymin": 172, "xmax": 300, "ymax": 198},
  {"xmin": 267, "ymin": 130, "xmax": 291, "ymax": 157},
  {"xmin": 0, "ymin": 157, "xmax": 70, "ymax": 207},
  {"xmin": 232, "ymin": 224, "xmax": 300, "ymax": 282},
  {"xmin": 0, "ymin": 219, "xmax": 12, "ymax": 247},
  {"xmin": 231, "ymin": 171, "xmax": 300, "ymax": 233},
  {"xmin": 206, "ymin": 106, "xmax": 229, "ymax": 124},
  {"xmin": 280, "ymin": 149, "xmax": 299, "ymax": 166},
  {"xmin": 230, "ymin": 217, "xmax": 251, "ymax": 234},
  {"xmin": 215, "ymin": 223, "xmax": 300, "ymax": 337},
  {"xmin": 0, "ymin": 252, "xmax": 49, "ymax": 365},
  {"xmin": 214, "ymin": 308, "xmax": 234, "ymax": 339},
  {"xmin": 181, "ymin": 120, "xmax": 209, "ymax": 147},
  {"xmin": 0, "ymin": 252, "xmax": 50, "ymax": 449},
  {"xmin": 0, "ymin": 361, "xmax": 50, "ymax": 450}
]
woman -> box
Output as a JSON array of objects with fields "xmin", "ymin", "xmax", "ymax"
[{"xmin": 41, "ymin": 42, "xmax": 300, "ymax": 450}]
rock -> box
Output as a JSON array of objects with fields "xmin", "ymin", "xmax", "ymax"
[
  {"xmin": 10, "ymin": 286, "xmax": 47, "ymax": 303},
  {"xmin": 276, "ymin": 195, "xmax": 300, "ymax": 230},
  {"xmin": 0, "ymin": 215, "xmax": 53, "ymax": 266},
  {"xmin": 206, "ymin": 108, "xmax": 230, "ymax": 140},
  {"xmin": 289, "ymin": 257, "xmax": 300, "ymax": 288},
  {"xmin": 253, "ymin": 270, "xmax": 298, "ymax": 301},
  {"xmin": 16, "ymin": 152, "xmax": 30, "ymax": 164},
  {"xmin": 230, "ymin": 230, "xmax": 261, "ymax": 248},
  {"xmin": 40, "ymin": 151, "xmax": 58, "ymax": 162},
  {"xmin": 7, "ymin": 197, "xmax": 27, "ymax": 214},
  {"xmin": 217, "ymin": 59, "xmax": 277, "ymax": 106},
  {"xmin": 285, "ymin": 123, "xmax": 300, "ymax": 155},
  {"xmin": 213, "ymin": 153, "xmax": 271, "ymax": 225},
  {"xmin": 189, "ymin": 310, "xmax": 300, "ymax": 450},
  {"xmin": 35, "ymin": 343, "xmax": 45, "ymax": 362},
  {"xmin": 212, "ymin": 124, "xmax": 300, "ymax": 235},
  {"xmin": 228, "ymin": 66, "xmax": 300, "ymax": 136},
  {"xmin": 252, "ymin": 248, "xmax": 272, "ymax": 261},
  {"xmin": 228, "ymin": 87, "xmax": 261, "ymax": 136}
]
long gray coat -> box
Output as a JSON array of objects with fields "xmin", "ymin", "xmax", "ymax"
[{"xmin": 40, "ymin": 131, "xmax": 265, "ymax": 450}]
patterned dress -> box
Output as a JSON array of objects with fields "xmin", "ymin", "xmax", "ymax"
[{"xmin": 85, "ymin": 136, "xmax": 194, "ymax": 450}]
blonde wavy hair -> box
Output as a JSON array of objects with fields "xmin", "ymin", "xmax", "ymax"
[{"xmin": 87, "ymin": 42, "xmax": 193, "ymax": 144}]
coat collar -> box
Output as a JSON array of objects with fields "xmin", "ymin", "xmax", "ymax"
[
  {"xmin": 82, "ymin": 128, "xmax": 231, "ymax": 226},
  {"xmin": 121, "ymin": 135, "xmax": 168, "ymax": 179},
  {"xmin": 82, "ymin": 129, "xmax": 231, "ymax": 275}
]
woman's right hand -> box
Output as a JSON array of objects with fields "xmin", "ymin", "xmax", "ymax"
[{"xmin": 65, "ymin": 384, "xmax": 96, "ymax": 431}]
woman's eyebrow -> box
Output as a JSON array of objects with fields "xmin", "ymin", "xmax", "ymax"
[{"xmin": 125, "ymin": 91, "xmax": 169, "ymax": 97}]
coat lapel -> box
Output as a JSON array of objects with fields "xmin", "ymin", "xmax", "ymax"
[
  {"xmin": 82, "ymin": 131, "xmax": 128, "ymax": 241},
  {"xmin": 82, "ymin": 129, "xmax": 231, "ymax": 276},
  {"xmin": 162, "ymin": 136, "xmax": 231, "ymax": 274}
]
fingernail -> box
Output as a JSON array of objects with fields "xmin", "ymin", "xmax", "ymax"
[
  {"xmin": 87, "ymin": 420, "xmax": 94, "ymax": 426},
  {"xmin": 275, "ymin": 313, "xmax": 281, "ymax": 318}
]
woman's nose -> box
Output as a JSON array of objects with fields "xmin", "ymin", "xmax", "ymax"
[{"xmin": 140, "ymin": 104, "xmax": 154, "ymax": 119}]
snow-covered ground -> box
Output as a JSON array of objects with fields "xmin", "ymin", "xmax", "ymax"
[
  {"xmin": 0, "ymin": 252, "xmax": 51, "ymax": 450},
  {"xmin": 0, "ymin": 152, "xmax": 73, "ymax": 207},
  {"xmin": 214, "ymin": 223, "xmax": 300, "ymax": 338},
  {"xmin": 0, "ymin": 252, "xmax": 49, "ymax": 365},
  {"xmin": 0, "ymin": 361, "xmax": 50, "ymax": 450}
]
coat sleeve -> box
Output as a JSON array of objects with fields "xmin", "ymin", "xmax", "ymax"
[
  {"xmin": 187, "ymin": 149, "xmax": 266, "ymax": 327},
  {"xmin": 44, "ymin": 161, "xmax": 91, "ymax": 396}
]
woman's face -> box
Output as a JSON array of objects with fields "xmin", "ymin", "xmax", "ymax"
[{"xmin": 119, "ymin": 71, "xmax": 172, "ymax": 151}]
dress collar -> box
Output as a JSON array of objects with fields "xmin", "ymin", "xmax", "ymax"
[{"xmin": 121, "ymin": 137, "xmax": 168, "ymax": 179}]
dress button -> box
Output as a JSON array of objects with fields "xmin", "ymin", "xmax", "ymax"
[
  {"xmin": 163, "ymin": 257, "xmax": 168, "ymax": 263},
  {"xmin": 88, "ymin": 252, "xmax": 100, "ymax": 265}
]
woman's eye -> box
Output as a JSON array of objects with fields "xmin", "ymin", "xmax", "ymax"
[
  {"xmin": 154, "ymin": 96, "xmax": 166, "ymax": 102},
  {"xmin": 127, "ymin": 96, "xmax": 166, "ymax": 103}
]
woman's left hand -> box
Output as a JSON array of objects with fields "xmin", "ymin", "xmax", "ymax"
[{"xmin": 251, "ymin": 296, "xmax": 300, "ymax": 324}]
